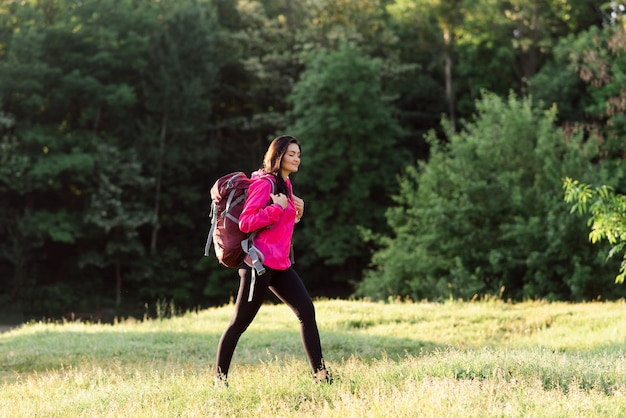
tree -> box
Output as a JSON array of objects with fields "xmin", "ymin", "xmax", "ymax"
[
  {"xmin": 286, "ymin": 44, "xmax": 405, "ymax": 288},
  {"xmin": 530, "ymin": 17, "xmax": 626, "ymax": 139},
  {"xmin": 128, "ymin": 1, "xmax": 226, "ymax": 307},
  {"xmin": 0, "ymin": 0, "xmax": 158, "ymax": 314},
  {"xmin": 83, "ymin": 141, "xmax": 152, "ymax": 307},
  {"xmin": 0, "ymin": 0, "xmax": 618, "ymax": 312},
  {"xmin": 387, "ymin": 0, "xmax": 465, "ymax": 133},
  {"xmin": 136, "ymin": 1, "xmax": 219, "ymax": 256},
  {"xmin": 357, "ymin": 93, "xmax": 626, "ymax": 301},
  {"xmin": 564, "ymin": 179, "xmax": 626, "ymax": 284},
  {"xmin": 535, "ymin": 11, "xmax": 626, "ymax": 287},
  {"xmin": 388, "ymin": 0, "xmax": 604, "ymax": 130},
  {"xmin": 210, "ymin": 0, "xmax": 308, "ymax": 156},
  {"xmin": 0, "ymin": 110, "xmax": 34, "ymax": 304},
  {"xmin": 0, "ymin": 0, "xmax": 222, "ymax": 314}
]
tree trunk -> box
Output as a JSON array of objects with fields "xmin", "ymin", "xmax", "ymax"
[
  {"xmin": 150, "ymin": 113, "xmax": 167, "ymax": 255},
  {"xmin": 93, "ymin": 106, "xmax": 102, "ymax": 133},
  {"xmin": 443, "ymin": 27, "xmax": 456, "ymax": 131},
  {"xmin": 115, "ymin": 254, "xmax": 122, "ymax": 307}
]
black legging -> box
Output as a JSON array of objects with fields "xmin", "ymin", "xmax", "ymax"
[{"xmin": 215, "ymin": 265, "xmax": 325, "ymax": 378}]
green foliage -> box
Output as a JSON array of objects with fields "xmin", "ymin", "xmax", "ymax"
[
  {"xmin": 388, "ymin": 0, "xmax": 602, "ymax": 129},
  {"xmin": 0, "ymin": 0, "xmax": 618, "ymax": 314},
  {"xmin": 305, "ymin": 0, "xmax": 398, "ymax": 53},
  {"xmin": 536, "ymin": 19, "xmax": 626, "ymax": 286},
  {"xmin": 286, "ymin": 44, "xmax": 405, "ymax": 281},
  {"xmin": 134, "ymin": 0, "xmax": 219, "ymax": 253},
  {"xmin": 0, "ymin": 0, "xmax": 222, "ymax": 314},
  {"xmin": 358, "ymin": 92, "xmax": 625, "ymax": 301},
  {"xmin": 531, "ymin": 22, "xmax": 626, "ymax": 148},
  {"xmin": 564, "ymin": 178, "xmax": 626, "ymax": 283}
]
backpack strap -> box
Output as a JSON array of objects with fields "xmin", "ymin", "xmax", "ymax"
[
  {"xmin": 204, "ymin": 201, "xmax": 218, "ymax": 257},
  {"xmin": 223, "ymin": 189, "xmax": 244, "ymax": 225},
  {"xmin": 259, "ymin": 174, "xmax": 275, "ymax": 195}
]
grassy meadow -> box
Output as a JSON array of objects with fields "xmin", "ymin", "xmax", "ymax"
[{"xmin": 1, "ymin": 298, "xmax": 625, "ymax": 417}]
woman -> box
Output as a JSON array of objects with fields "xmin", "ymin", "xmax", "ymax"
[{"xmin": 215, "ymin": 135, "xmax": 331, "ymax": 386}]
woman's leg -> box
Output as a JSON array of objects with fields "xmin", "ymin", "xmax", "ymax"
[
  {"xmin": 215, "ymin": 265, "xmax": 270, "ymax": 378},
  {"xmin": 269, "ymin": 267, "xmax": 325, "ymax": 373}
]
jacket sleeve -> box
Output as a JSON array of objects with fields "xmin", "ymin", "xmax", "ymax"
[{"xmin": 239, "ymin": 178, "xmax": 283, "ymax": 233}]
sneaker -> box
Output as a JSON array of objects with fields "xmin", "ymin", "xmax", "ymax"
[
  {"xmin": 313, "ymin": 368, "xmax": 333, "ymax": 384},
  {"xmin": 214, "ymin": 373, "xmax": 229, "ymax": 388}
]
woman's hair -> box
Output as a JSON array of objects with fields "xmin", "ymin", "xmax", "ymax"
[{"xmin": 263, "ymin": 135, "xmax": 300, "ymax": 196}]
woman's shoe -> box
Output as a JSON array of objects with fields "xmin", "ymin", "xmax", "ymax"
[
  {"xmin": 214, "ymin": 373, "xmax": 229, "ymax": 388},
  {"xmin": 313, "ymin": 368, "xmax": 333, "ymax": 384}
]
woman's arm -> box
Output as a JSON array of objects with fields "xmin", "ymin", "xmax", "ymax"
[{"xmin": 239, "ymin": 179, "xmax": 283, "ymax": 233}]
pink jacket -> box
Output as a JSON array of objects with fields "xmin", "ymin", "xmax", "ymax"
[{"xmin": 239, "ymin": 170, "xmax": 297, "ymax": 270}]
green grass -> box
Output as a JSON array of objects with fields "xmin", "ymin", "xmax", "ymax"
[{"xmin": 1, "ymin": 299, "xmax": 626, "ymax": 417}]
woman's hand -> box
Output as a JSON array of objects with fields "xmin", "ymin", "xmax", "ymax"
[
  {"xmin": 270, "ymin": 193, "xmax": 289, "ymax": 209},
  {"xmin": 293, "ymin": 194, "xmax": 304, "ymax": 221}
]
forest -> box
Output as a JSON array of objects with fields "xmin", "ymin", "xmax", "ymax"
[{"xmin": 1, "ymin": 0, "xmax": 625, "ymax": 319}]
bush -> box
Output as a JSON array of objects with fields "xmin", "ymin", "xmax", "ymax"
[{"xmin": 357, "ymin": 93, "xmax": 626, "ymax": 301}]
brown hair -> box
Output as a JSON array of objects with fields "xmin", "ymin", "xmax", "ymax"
[{"xmin": 263, "ymin": 135, "xmax": 300, "ymax": 195}]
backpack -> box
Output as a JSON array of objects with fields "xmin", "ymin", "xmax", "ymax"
[{"xmin": 203, "ymin": 172, "xmax": 274, "ymax": 279}]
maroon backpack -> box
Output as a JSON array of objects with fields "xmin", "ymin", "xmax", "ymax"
[{"xmin": 204, "ymin": 172, "xmax": 274, "ymax": 269}]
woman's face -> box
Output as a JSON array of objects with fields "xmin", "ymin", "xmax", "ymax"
[{"xmin": 280, "ymin": 143, "xmax": 301, "ymax": 178}]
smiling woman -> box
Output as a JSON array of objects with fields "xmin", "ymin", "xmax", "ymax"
[{"xmin": 214, "ymin": 135, "xmax": 331, "ymax": 387}]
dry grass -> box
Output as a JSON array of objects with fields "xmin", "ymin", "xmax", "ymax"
[{"xmin": 1, "ymin": 299, "xmax": 625, "ymax": 417}]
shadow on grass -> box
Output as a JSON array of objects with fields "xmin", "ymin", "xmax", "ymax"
[
  {"xmin": 2, "ymin": 325, "xmax": 625, "ymax": 398},
  {"xmin": 0, "ymin": 325, "xmax": 441, "ymax": 379}
]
